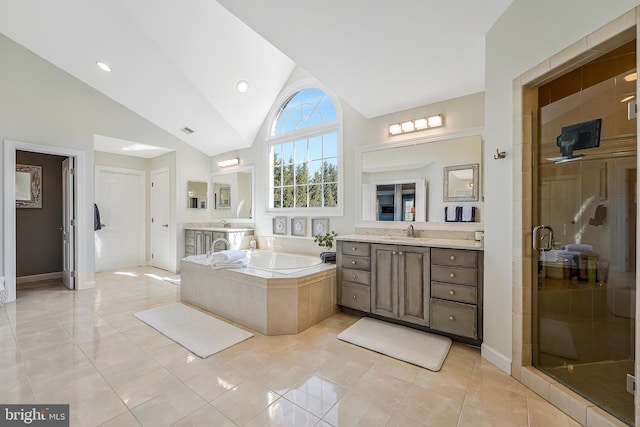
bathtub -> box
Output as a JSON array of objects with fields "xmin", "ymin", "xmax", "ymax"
[{"xmin": 180, "ymin": 250, "xmax": 336, "ymax": 335}]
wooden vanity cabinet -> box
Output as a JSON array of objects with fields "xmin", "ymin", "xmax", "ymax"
[
  {"xmin": 337, "ymin": 238, "xmax": 483, "ymax": 343},
  {"xmin": 184, "ymin": 228, "xmax": 253, "ymax": 256},
  {"xmin": 370, "ymin": 244, "xmax": 430, "ymax": 326},
  {"xmin": 336, "ymin": 241, "xmax": 372, "ymax": 312},
  {"xmin": 430, "ymin": 248, "xmax": 483, "ymax": 340}
]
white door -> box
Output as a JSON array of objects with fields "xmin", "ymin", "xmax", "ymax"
[
  {"xmin": 95, "ymin": 167, "xmax": 145, "ymax": 271},
  {"xmin": 62, "ymin": 157, "xmax": 75, "ymax": 289},
  {"xmin": 150, "ymin": 168, "xmax": 171, "ymax": 270}
]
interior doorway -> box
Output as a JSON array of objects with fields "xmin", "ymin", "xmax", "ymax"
[{"xmin": 3, "ymin": 139, "xmax": 89, "ymax": 303}]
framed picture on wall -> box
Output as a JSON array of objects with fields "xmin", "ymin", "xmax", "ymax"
[
  {"xmin": 311, "ymin": 217, "xmax": 329, "ymax": 236},
  {"xmin": 291, "ymin": 217, "xmax": 306, "ymax": 237},
  {"xmin": 273, "ymin": 216, "xmax": 287, "ymax": 235}
]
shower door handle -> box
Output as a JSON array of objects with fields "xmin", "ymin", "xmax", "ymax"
[{"xmin": 532, "ymin": 225, "xmax": 553, "ymax": 251}]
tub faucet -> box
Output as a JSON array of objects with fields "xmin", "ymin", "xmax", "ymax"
[
  {"xmin": 208, "ymin": 238, "xmax": 230, "ymax": 256},
  {"xmin": 219, "ymin": 219, "xmax": 231, "ymax": 228},
  {"xmin": 407, "ymin": 224, "xmax": 416, "ymax": 237}
]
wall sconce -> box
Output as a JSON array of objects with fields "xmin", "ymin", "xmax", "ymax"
[
  {"xmin": 389, "ymin": 113, "xmax": 444, "ymax": 135},
  {"xmin": 217, "ymin": 157, "xmax": 240, "ymax": 168}
]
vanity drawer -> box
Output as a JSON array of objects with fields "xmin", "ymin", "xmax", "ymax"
[
  {"xmin": 431, "ymin": 248, "xmax": 477, "ymax": 268},
  {"xmin": 431, "ymin": 265, "xmax": 477, "ymax": 286},
  {"xmin": 341, "ymin": 283, "xmax": 371, "ymax": 312},
  {"xmin": 431, "ymin": 282, "xmax": 477, "ymax": 304},
  {"xmin": 341, "ymin": 242, "xmax": 370, "ymax": 257},
  {"xmin": 342, "ymin": 255, "xmax": 370, "ymax": 271},
  {"xmin": 341, "ymin": 268, "xmax": 370, "ymax": 286},
  {"xmin": 185, "ymin": 230, "xmax": 195, "ymax": 239},
  {"xmin": 431, "ymin": 299, "xmax": 477, "ymax": 339},
  {"xmin": 185, "ymin": 245, "xmax": 195, "ymax": 256}
]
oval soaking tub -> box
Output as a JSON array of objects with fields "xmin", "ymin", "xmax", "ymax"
[{"xmin": 180, "ymin": 250, "xmax": 336, "ymax": 335}]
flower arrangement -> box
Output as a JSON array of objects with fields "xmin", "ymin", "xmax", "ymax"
[{"xmin": 314, "ymin": 230, "xmax": 337, "ymax": 251}]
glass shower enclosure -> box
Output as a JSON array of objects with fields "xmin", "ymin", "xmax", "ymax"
[{"xmin": 532, "ymin": 54, "xmax": 637, "ymax": 425}]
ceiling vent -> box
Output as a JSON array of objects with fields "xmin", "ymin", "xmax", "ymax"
[{"xmin": 181, "ymin": 126, "xmax": 194, "ymax": 135}]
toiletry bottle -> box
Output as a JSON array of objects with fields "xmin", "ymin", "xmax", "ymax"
[{"xmin": 249, "ymin": 237, "xmax": 257, "ymax": 250}]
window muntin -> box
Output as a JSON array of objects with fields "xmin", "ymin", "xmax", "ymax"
[{"xmin": 269, "ymin": 87, "xmax": 339, "ymax": 210}]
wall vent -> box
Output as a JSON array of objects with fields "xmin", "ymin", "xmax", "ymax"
[{"xmin": 181, "ymin": 126, "xmax": 194, "ymax": 135}]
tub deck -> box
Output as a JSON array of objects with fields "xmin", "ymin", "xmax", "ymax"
[{"xmin": 180, "ymin": 259, "xmax": 337, "ymax": 335}]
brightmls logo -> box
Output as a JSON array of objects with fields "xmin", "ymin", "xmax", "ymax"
[{"xmin": 0, "ymin": 405, "xmax": 69, "ymax": 426}]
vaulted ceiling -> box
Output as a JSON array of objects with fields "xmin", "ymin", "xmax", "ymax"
[{"xmin": 0, "ymin": 0, "xmax": 512, "ymax": 157}]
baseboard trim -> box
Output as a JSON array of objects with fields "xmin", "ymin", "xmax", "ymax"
[
  {"xmin": 16, "ymin": 272, "xmax": 63, "ymax": 284},
  {"xmin": 481, "ymin": 342, "xmax": 512, "ymax": 374}
]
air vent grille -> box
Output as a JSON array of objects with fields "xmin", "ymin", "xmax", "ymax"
[{"xmin": 181, "ymin": 126, "xmax": 194, "ymax": 135}]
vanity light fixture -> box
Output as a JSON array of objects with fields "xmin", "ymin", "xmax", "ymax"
[
  {"xmin": 96, "ymin": 61, "xmax": 111, "ymax": 72},
  {"xmin": 218, "ymin": 157, "xmax": 240, "ymax": 168},
  {"xmin": 388, "ymin": 113, "xmax": 444, "ymax": 136}
]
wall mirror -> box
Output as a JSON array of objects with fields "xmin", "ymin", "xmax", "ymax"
[
  {"xmin": 443, "ymin": 163, "xmax": 479, "ymax": 202},
  {"xmin": 187, "ymin": 180, "xmax": 208, "ymax": 209},
  {"xmin": 211, "ymin": 165, "xmax": 254, "ymax": 222},
  {"xmin": 359, "ymin": 133, "xmax": 482, "ymax": 223},
  {"xmin": 16, "ymin": 164, "xmax": 42, "ymax": 208}
]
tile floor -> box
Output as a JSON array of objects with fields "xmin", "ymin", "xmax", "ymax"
[{"xmin": 1, "ymin": 267, "xmax": 582, "ymax": 426}]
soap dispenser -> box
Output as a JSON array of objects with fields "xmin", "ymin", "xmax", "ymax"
[{"xmin": 249, "ymin": 236, "xmax": 257, "ymax": 250}]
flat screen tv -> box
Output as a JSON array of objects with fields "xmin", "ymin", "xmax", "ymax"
[{"xmin": 555, "ymin": 118, "xmax": 602, "ymax": 160}]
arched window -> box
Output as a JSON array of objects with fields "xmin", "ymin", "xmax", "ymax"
[{"xmin": 267, "ymin": 86, "xmax": 341, "ymax": 212}]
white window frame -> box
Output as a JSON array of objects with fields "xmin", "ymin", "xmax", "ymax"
[{"xmin": 265, "ymin": 80, "xmax": 343, "ymax": 216}]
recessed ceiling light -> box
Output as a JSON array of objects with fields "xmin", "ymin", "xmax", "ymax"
[
  {"xmin": 96, "ymin": 61, "xmax": 111, "ymax": 72},
  {"xmin": 236, "ymin": 80, "xmax": 249, "ymax": 93}
]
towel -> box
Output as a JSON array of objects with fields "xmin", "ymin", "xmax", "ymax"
[
  {"xmin": 462, "ymin": 206, "xmax": 475, "ymax": 222},
  {"xmin": 564, "ymin": 243, "xmax": 593, "ymax": 253},
  {"xmin": 211, "ymin": 258, "xmax": 248, "ymax": 269},
  {"xmin": 94, "ymin": 203, "xmax": 102, "ymax": 231},
  {"xmin": 209, "ymin": 250, "xmax": 247, "ymax": 263}
]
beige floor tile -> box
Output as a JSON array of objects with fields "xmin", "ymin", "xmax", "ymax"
[
  {"xmin": 185, "ymin": 363, "xmax": 249, "ymax": 402},
  {"xmin": 211, "ymin": 380, "xmax": 279, "ymax": 425},
  {"xmin": 396, "ymin": 383, "xmax": 462, "ymax": 426},
  {"xmin": 98, "ymin": 411, "xmax": 142, "ymax": 427},
  {"xmin": 130, "ymin": 384, "xmax": 206, "ymax": 427},
  {"xmin": 69, "ymin": 388, "xmax": 128, "ymax": 427},
  {"xmin": 322, "ymin": 389, "xmax": 394, "ymax": 427},
  {"xmin": 170, "ymin": 403, "xmax": 235, "ymax": 427},
  {"xmin": 2, "ymin": 268, "xmax": 597, "ymax": 427},
  {"xmin": 283, "ymin": 374, "xmax": 347, "ymax": 418},
  {"xmin": 245, "ymin": 398, "xmax": 320, "ymax": 426},
  {"xmin": 108, "ymin": 366, "xmax": 182, "ymax": 409}
]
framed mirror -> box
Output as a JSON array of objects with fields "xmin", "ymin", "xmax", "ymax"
[
  {"xmin": 211, "ymin": 165, "xmax": 254, "ymax": 222},
  {"xmin": 443, "ymin": 163, "xmax": 479, "ymax": 202},
  {"xmin": 216, "ymin": 184, "xmax": 231, "ymax": 209},
  {"xmin": 187, "ymin": 180, "xmax": 208, "ymax": 209},
  {"xmin": 359, "ymin": 133, "xmax": 482, "ymax": 223},
  {"xmin": 16, "ymin": 164, "xmax": 42, "ymax": 208}
]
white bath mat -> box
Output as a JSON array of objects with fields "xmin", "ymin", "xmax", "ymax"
[
  {"xmin": 134, "ymin": 303, "xmax": 253, "ymax": 358},
  {"xmin": 337, "ymin": 317, "xmax": 452, "ymax": 371}
]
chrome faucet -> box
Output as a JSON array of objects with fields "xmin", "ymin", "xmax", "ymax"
[
  {"xmin": 219, "ymin": 219, "xmax": 231, "ymax": 228},
  {"xmin": 407, "ymin": 224, "xmax": 416, "ymax": 237},
  {"xmin": 208, "ymin": 238, "xmax": 230, "ymax": 256}
]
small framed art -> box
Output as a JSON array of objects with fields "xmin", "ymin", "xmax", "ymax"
[
  {"xmin": 291, "ymin": 217, "xmax": 307, "ymax": 237},
  {"xmin": 273, "ymin": 216, "xmax": 287, "ymax": 235},
  {"xmin": 311, "ymin": 217, "xmax": 329, "ymax": 236}
]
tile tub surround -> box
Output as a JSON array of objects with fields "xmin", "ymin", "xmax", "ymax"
[
  {"xmin": 180, "ymin": 259, "xmax": 337, "ymax": 335},
  {"xmin": 1, "ymin": 268, "xmax": 585, "ymax": 427}
]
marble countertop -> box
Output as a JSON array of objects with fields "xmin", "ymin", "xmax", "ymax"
[
  {"xmin": 184, "ymin": 227, "xmax": 254, "ymax": 232},
  {"xmin": 336, "ymin": 234, "xmax": 483, "ymax": 250}
]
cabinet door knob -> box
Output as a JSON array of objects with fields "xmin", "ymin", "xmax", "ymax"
[
  {"xmin": 352, "ymin": 294, "xmax": 357, "ymax": 299},
  {"xmin": 392, "ymin": 251, "xmax": 397, "ymax": 255},
  {"xmin": 352, "ymin": 274, "xmax": 357, "ymax": 279},
  {"xmin": 399, "ymin": 251, "xmax": 403, "ymax": 255},
  {"xmin": 450, "ymin": 255, "xmax": 456, "ymax": 261},
  {"xmin": 352, "ymin": 247, "xmax": 356, "ymax": 251},
  {"xmin": 449, "ymin": 315, "xmax": 455, "ymax": 321},
  {"xmin": 450, "ymin": 273, "xmax": 456, "ymax": 278},
  {"xmin": 449, "ymin": 290, "xmax": 455, "ymax": 295},
  {"xmin": 351, "ymin": 260, "xmax": 356, "ymax": 265}
]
